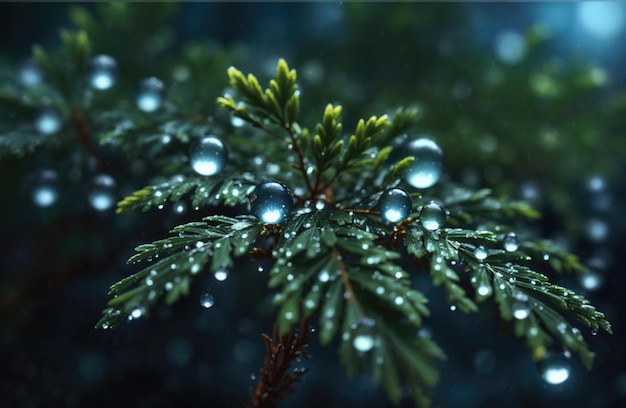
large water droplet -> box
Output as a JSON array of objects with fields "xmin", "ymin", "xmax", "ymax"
[
  {"xmin": 88, "ymin": 174, "xmax": 117, "ymax": 211},
  {"xmin": 35, "ymin": 107, "xmax": 63, "ymax": 135},
  {"xmin": 379, "ymin": 187, "xmax": 412, "ymax": 223},
  {"xmin": 404, "ymin": 137, "xmax": 443, "ymax": 189},
  {"xmin": 89, "ymin": 55, "xmax": 117, "ymax": 90},
  {"xmin": 503, "ymin": 232, "xmax": 520, "ymax": 252},
  {"xmin": 419, "ymin": 201, "xmax": 446, "ymax": 231},
  {"xmin": 31, "ymin": 169, "xmax": 59, "ymax": 207},
  {"xmin": 538, "ymin": 351, "xmax": 571, "ymax": 385},
  {"xmin": 190, "ymin": 136, "xmax": 228, "ymax": 176},
  {"xmin": 474, "ymin": 245, "xmax": 488, "ymax": 260},
  {"xmin": 200, "ymin": 290, "xmax": 215, "ymax": 308},
  {"xmin": 250, "ymin": 181, "xmax": 293, "ymax": 224},
  {"xmin": 352, "ymin": 317, "xmax": 376, "ymax": 352},
  {"xmin": 511, "ymin": 293, "xmax": 531, "ymax": 320},
  {"xmin": 136, "ymin": 77, "xmax": 165, "ymax": 112},
  {"xmin": 214, "ymin": 267, "xmax": 229, "ymax": 282},
  {"xmin": 18, "ymin": 58, "xmax": 43, "ymax": 87}
]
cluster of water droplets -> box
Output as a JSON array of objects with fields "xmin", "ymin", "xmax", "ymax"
[{"xmin": 190, "ymin": 136, "xmax": 228, "ymax": 176}]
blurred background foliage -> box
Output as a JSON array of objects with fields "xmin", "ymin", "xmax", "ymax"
[{"xmin": 0, "ymin": 2, "xmax": 624, "ymax": 408}]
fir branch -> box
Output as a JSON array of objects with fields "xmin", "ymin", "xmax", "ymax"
[{"xmin": 250, "ymin": 317, "xmax": 311, "ymax": 408}]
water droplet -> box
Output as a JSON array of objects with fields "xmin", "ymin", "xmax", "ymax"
[
  {"xmin": 404, "ymin": 137, "xmax": 443, "ymax": 189},
  {"xmin": 543, "ymin": 253, "xmax": 550, "ymax": 261},
  {"xmin": 88, "ymin": 174, "xmax": 116, "ymax": 211},
  {"xmin": 199, "ymin": 290, "xmax": 215, "ymax": 308},
  {"xmin": 35, "ymin": 107, "xmax": 63, "ymax": 135},
  {"xmin": 31, "ymin": 169, "xmax": 59, "ymax": 207},
  {"xmin": 231, "ymin": 116, "xmax": 245, "ymax": 127},
  {"xmin": 580, "ymin": 271, "xmax": 603, "ymax": 291},
  {"xmin": 173, "ymin": 202, "xmax": 187, "ymax": 214},
  {"xmin": 394, "ymin": 296, "xmax": 405, "ymax": 305},
  {"xmin": 379, "ymin": 187, "xmax": 412, "ymax": 223},
  {"xmin": 18, "ymin": 58, "xmax": 43, "ymax": 86},
  {"xmin": 450, "ymin": 305, "xmax": 457, "ymax": 311},
  {"xmin": 538, "ymin": 351, "xmax": 571, "ymax": 385},
  {"xmin": 250, "ymin": 181, "xmax": 293, "ymax": 224},
  {"xmin": 503, "ymin": 232, "xmax": 519, "ymax": 252},
  {"xmin": 352, "ymin": 317, "xmax": 376, "ymax": 352},
  {"xmin": 136, "ymin": 77, "xmax": 165, "ymax": 112},
  {"xmin": 477, "ymin": 284, "xmax": 492, "ymax": 297},
  {"xmin": 89, "ymin": 55, "xmax": 117, "ymax": 90},
  {"xmin": 214, "ymin": 268, "xmax": 229, "ymax": 282},
  {"xmin": 591, "ymin": 328, "xmax": 598, "ymax": 336},
  {"xmin": 474, "ymin": 245, "xmax": 488, "ymax": 261},
  {"xmin": 512, "ymin": 293, "xmax": 531, "ymax": 320},
  {"xmin": 190, "ymin": 136, "xmax": 228, "ymax": 176},
  {"xmin": 129, "ymin": 305, "xmax": 145, "ymax": 320},
  {"xmin": 318, "ymin": 270, "xmax": 330, "ymax": 282},
  {"xmin": 419, "ymin": 201, "xmax": 446, "ymax": 231},
  {"xmin": 191, "ymin": 263, "xmax": 201, "ymax": 274},
  {"xmin": 494, "ymin": 30, "xmax": 526, "ymax": 64}
]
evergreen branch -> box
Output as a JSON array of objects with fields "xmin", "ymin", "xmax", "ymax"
[{"xmin": 250, "ymin": 317, "xmax": 311, "ymax": 408}]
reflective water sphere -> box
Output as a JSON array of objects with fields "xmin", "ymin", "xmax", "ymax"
[{"xmin": 250, "ymin": 181, "xmax": 293, "ymax": 224}]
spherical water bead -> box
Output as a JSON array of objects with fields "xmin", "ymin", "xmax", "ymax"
[
  {"xmin": 474, "ymin": 245, "xmax": 488, "ymax": 261},
  {"xmin": 88, "ymin": 174, "xmax": 117, "ymax": 211},
  {"xmin": 379, "ymin": 188, "xmax": 412, "ymax": 223},
  {"xmin": 511, "ymin": 293, "xmax": 531, "ymax": 320},
  {"xmin": 199, "ymin": 290, "xmax": 215, "ymax": 309},
  {"xmin": 18, "ymin": 59, "xmax": 43, "ymax": 86},
  {"xmin": 31, "ymin": 169, "xmax": 59, "ymax": 207},
  {"xmin": 136, "ymin": 77, "xmax": 165, "ymax": 112},
  {"xmin": 214, "ymin": 267, "xmax": 229, "ymax": 282},
  {"xmin": 190, "ymin": 136, "xmax": 228, "ymax": 176},
  {"xmin": 503, "ymin": 232, "xmax": 520, "ymax": 252},
  {"xmin": 352, "ymin": 317, "xmax": 376, "ymax": 353},
  {"xmin": 419, "ymin": 201, "xmax": 446, "ymax": 231},
  {"xmin": 538, "ymin": 351, "xmax": 571, "ymax": 385},
  {"xmin": 250, "ymin": 181, "xmax": 293, "ymax": 224},
  {"xmin": 88, "ymin": 55, "xmax": 118, "ymax": 90},
  {"xmin": 404, "ymin": 137, "xmax": 443, "ymax": 189},
  {"xmin": 35, "ymin": 107, "xmax": 63, "ymax": 135}
]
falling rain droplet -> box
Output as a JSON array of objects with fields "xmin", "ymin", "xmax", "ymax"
[
  {"xmin": 503, "ymin": 232, "xmax": 520, "ymax": 252},
  {"xmin": 419, "ymin": 201, "xmax": 446, "ymax": 231},
  {"xmin": 538, "ymin": 350, "xmax": 571, "ymax": 385},
  {"xmin": 404, "ymin": 137, "xmax": 443, "ymax": 189},
  {"xmin": 190, "ymin": 136, "xmax": 228, "ymax": 176},
  {"xmin": 474, "ymin": 245, "xmax": 488, "ymax": 261},
  {"xmin": 35, "ymin": 107, "xmax": 63, "ymax": 135},
  {"xmin": 214, "ymin": 267, "xmax": 229, "ymax": 282},
  {"xmin": 250, "ymin": 181, "xmax": 293, "ymax": 224},
  {"xmin": 511, "ymin": 293, "xmax": 531, "ymax": 320},
  {"xmin": 379, "ymin": 187, "xmax": 412, "ymax": 223},
  {"xmin": 199, "ymin": 290, "xmax": 215, "ymax": 309},
  {"xmin": 136, "ymin": 77, "xmax": 166, "ymax": 112},
  {"xmin": 18, "ymin": 58, "xmax": 43, "ymax": 86},
  {"xmin": 352, "ymin": 317, "xmax": 376, "ymax": 352},
  {"xmin": 31, "ymin": 169, "xmax": 60, "ymax": 207},
  {"xmin": 88, "ymin": 174, "xmax": 117, "ymax": 211},
  {"xmin": 88, "ymin": 55, "xmax": 118, "ymax": 90}
]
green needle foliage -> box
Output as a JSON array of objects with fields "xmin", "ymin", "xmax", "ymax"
[{"xmin": 92, "ymin": 59, "xmax": 611, "ymax": 406}]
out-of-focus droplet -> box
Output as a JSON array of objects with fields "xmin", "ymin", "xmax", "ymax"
[
  {"xmin": 88, "ymin": 174, "xmax": 117, "ymax": 211},
  {"xmin": 35, "ymin": 107, "xmax": 63, "ymax": 135},
  {"xmin": 404, "ymin": 137, "xmax": 443, "ymax": 189},
  {"xmin": 214, "ymin": 267, "xmax": 229, "ymax": 282},
  {"xmin": 352, "ymin": 317, "xmax": 376, "ymax": 352},
  {"xmin": 200, "ymin": 290, "xmax": 215, "ymax": 309},
  {"xmin": 538, "ymin": 350, "xmax": 571, "ymax": 385},
  {"xmin": 494, "ymin": 30, "xmax": 527, "ymax": 64},
  {"xmin": 136, "ymin": 77, "xmax": 165, "ymax": 112},
  {"xmin": 512, "ymin": 293, "xmax": 531, "ymax": 320},
  {"xmin": 18, "ymin": 58, "xmax": 43, "ymax": 86},
  {"xmin": 32, "ymin": 169, "xmax": 59, "ymax": 207},
  {"xmin": 503, "ymin": 232, "xmax": 520, "ymax": 252},
  {"xmin": 89, "ymin": 55, "xmax": 118, "ymax": 90}
]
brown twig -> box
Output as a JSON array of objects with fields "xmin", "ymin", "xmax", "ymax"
[
  {"xmin": 72, "ymin": 111, "xmax": 103, "ymax": 171},
  {"xmin": 250, "ymin": 317, "xmax": 311, "ymax": 408}
]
